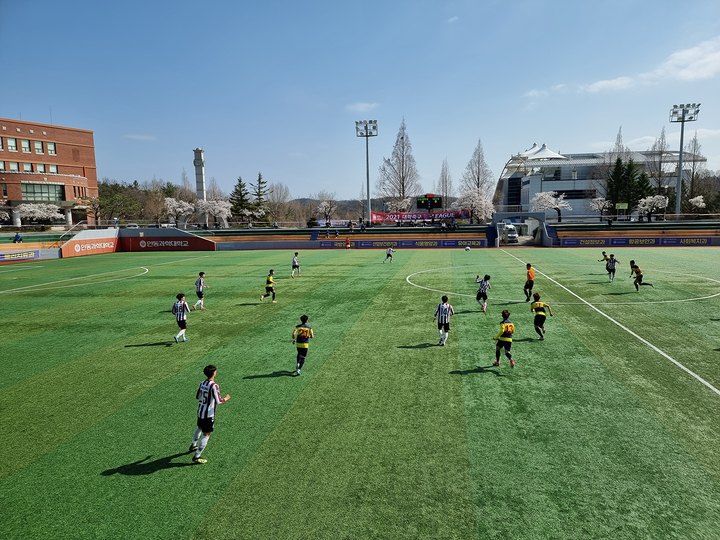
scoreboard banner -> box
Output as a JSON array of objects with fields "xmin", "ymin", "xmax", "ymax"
[
  {"xmin": 371, "ymin": 210, "xmax": 469, "ymax": 222},
  {"xmin": 0, "ymin": 250, "xmax": 40, "ymax": 261}
]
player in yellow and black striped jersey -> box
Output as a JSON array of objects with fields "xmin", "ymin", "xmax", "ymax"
[
  {"xmin": 629, "ymin": 260, "xmax": 654, "ymax": 291},
  {"xmin": 291, "ymin": 315, "xmax": 314, "ymax": 375},
  {"xmin": 260, "ymin": 269, "xmax": 276, "ymax": 303},
  {"xmin": 530, "ymin": 293, "xmax": 553, "ymax": 340},
  {"xmin": 493, "ymin": 309, "xmax": 516, "ymax": 368}
]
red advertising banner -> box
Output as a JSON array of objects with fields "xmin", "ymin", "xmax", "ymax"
[
  {"xmin": 371, "ymin": 210, "xmax": 470, "ymax": 222},
  {"xmin": 61, "ymin": 238, "xmax": 117, "ymax": 258},
  {"xmin": 118, "ymin": 236, "xmax": 216, "ymax": 252}
]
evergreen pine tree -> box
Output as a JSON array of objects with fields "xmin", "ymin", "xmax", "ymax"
[
  {"xmin": 250, "ymin": 173, "xmax": 269, "ymax": 210},
  {"xmin": 606, "ymin": 157, "xmax": 625, "ymax": 210},
  {"xmin": 623, "ymin": 159, "xmax": 641, "ymax": 212},
  {"xmin": 229, "ymin": 176, "xmax": 251, "ymax": 219}
]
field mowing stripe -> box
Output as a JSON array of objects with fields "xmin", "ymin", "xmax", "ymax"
[{"xmin": 501, "ymin": 249, "xmax": 720, "ymax": 398}]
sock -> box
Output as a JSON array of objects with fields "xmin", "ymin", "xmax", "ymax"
[
  {"xmin": 272, "ymin": 292, "xmax": 276, "ymax": 300},
  {"xmin": 535, "ymin": 327, "xmax": 543, "ymax": 337},
  {"xmin": 191, "ymin": 428, "xmax": 202, "ymax": 445},
  {"xmin": 495, "ymin": 350, "xmax": 501, "ymax": 361},
  {"xmin": 195, "ymin": 435, "xmax": 209, "ymax": 458},
  {"xmin": 443, "ymin": 332, "xmax": 448, "ymax": 344},
  {"xmin": 194, "ymin": 300, "xmax": 200, "ymax": 307},
  {"xmin": 298, "ymin": 356, "xmax": 305, "ymax": 370},
  {"xmin": 200, "ymin": 299, "xmax": 204, "ymax": 308},
  {"xmin": 179, "ymin": 329, "xmax": 186, "ymax": 338},
  {"xmin": 439, "ymin": 329, "xmax": 443, "ymax": 339}
]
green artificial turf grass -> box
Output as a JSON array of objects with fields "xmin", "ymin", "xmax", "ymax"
[{"xmin": 1, "ymin": 247, "xmax": 719, "ymax": 539}]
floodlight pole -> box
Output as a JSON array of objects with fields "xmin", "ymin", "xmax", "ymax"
[
  {"xmin": 356, "ymin": 120, "xmax": 378, "ymax": 226},
  {"xmin": 669, "ymin": 103, "xmax": 700, "ymax": 217}
]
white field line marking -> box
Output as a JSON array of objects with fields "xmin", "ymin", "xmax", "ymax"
[
  {"xmin": 0, "ymin": 265, "xmax": 45, "ymax": 274},
  {"xmin": 405, "ymin": 266, "xmax": 720, "ymax": 305},
  {"xmin": 500, "ymin": 249, "xmax": 720, "ymax": 398},
  {"xmin": 0, "ymin": 254, "xmax": 209, "ymax": 294},
  {"xmin": 0, "ymin": 268, "xmax": 149, "ymax": 293}
]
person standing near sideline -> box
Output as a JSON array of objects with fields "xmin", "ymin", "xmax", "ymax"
[
  {"xmin": 524, "ymin": 263, "xmax": 535, "ymax": 302},
  {"xmin": 261, "ymin": 269, "xmax": 276, "ymax": 303},
  {"xmin": 433, "ymin": 295, "xmax": 455, "ymax": 347},
  {"xmin": 193, "ymin": 272, "xmax": 209, "ymax": 310},
  {"xmin": 345, "ymin": 237, "xmax": 351, "ymax": 250},
  {"xmin": 189, "ymin": 365, "xmax": 230, "ymax": 464},
  {"xmin": 172, "ymin": 293, "xmax": 191, "ymax": 343},
  {"xmin": 383, "ymin": 247, "xmax": 395, "ymax": 263},
  {"xmin": 475, "ymin": 274, "xmax": 491, "ymax": 312},
  {"xmin": 292, "ymin": 314, "xmax": 314, "ymax": 375},
  {"xmin": 291, "ymin": 252, "xmax": 301, "ymax": 278},
  {"xmin": 493, "ymin": 309, "xmax": 516, "ymax": 368},
  {"xmin": 530, "ymin": 292, "xmax": 553, "ymax": 340},
  {"xmin": 629, "ymin": 260, "xmax": 654, "ymax": 291}
]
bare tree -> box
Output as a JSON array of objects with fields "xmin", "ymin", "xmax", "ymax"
[
  {"xmin": 313, "ymin": 190, "xmax": 338, "ymax": 224},
  {"xmin": 645, "ymin": 126, "xmax": 672, "ymax": 194},
  {"xmin": 683, "ymin": 131, "xmax": 706, "ymax": 202},
  {"xmin": 460, "ymin": 138, "xmax": 494, "ymax": 196},
  {"xmin": 206, "ymin": 177, "xmax": 225, "ymax": 200},
  {"xmin": 592, "ymin": 126, "xmax": 633, "ymax": 197},
  {"xmin": 265, "ymin": 182, "xmax": 292, "ymax": 223},
  {"xmin": 434, "ymin": 158, "xmax": 454, "ymax": 210},
  {"xmin": 178, "ymin": 169, "xmax": 196, "ymax": 203},
  {"xmin": 376, "ymin": 118, "xmax": 423, "ymax": 205},
  {"xmin": 357, "ymin": 184, "xmax": 368, "ymax": 220}
]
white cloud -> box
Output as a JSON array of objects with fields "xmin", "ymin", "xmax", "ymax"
[
  {"xmin": 523, "ymin": 84, "xmax": 565, "ymax": 98},
  {"xmin": 581, "ymin": 36, "xmax": 720, "ymax": 92},
  {"xmin": 447, "ymin": 16, "xmax": 458, "ymax": 23},
  {"xmin": 345, "ymin": 102, "xmax": 379, "ymax": 113},
  {"xmin": 124, "ymin": 134, "xmax": 157, "ymax": 141}
]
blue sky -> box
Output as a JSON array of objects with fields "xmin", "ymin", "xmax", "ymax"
[{"xmin": 2, "ymin": 0, "xmax": 719, "ymax": 201}]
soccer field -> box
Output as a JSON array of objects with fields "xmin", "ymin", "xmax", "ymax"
[{"xmin": 1, "ymin": 247, "xmax": 720, "ymax": 540}]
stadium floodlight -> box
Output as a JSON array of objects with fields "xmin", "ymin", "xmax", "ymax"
[
  {"xmin": 669, "ymin": 103, "xmax": 700, "ymax": 216},
  {"xmin": 356, "ymin": 121, "xmax": 378, "ymax": 225}
]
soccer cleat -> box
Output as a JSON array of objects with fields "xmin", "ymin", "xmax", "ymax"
[
  {"xmin": 538, "ymin": 337, "xmax": 545, "ymax": 341},
  {"xmin": 192, "ymin": 457, "xmax": 207, "ymax": 464},
  {"xmin": 189, "ymin": 444, "xmax": 198, "ymax": 452},
  {"xmin": 510, "ymin": 359, "xmax": 515, "ymax": 368},
  {"xmin": 192, "ymin": 305, "xmax": 196, "ymax": 310},
  {"xmin": 296, "ymin": 369, "xmax": 301, "ymax": 375},
  {"xmin": 440, "ymin": 342, "xmax": 446, "ymax": 347},
  {"xmin": 200, "ymin": 307, "xmax": 206, "ymax": 310},
  {"xmin": 438, "ymin": 339, "xmax": 444, "ymax": 345},
  {"xmin": 174, "ymin": 336, "xmax": 179, "ymax": 343},
  {"xmin": 260, "ymin": 295, "xmax": 264, "ymax": 301},
  {"xmin": 493, "ymin": 361, "xmax": 500, "ymax": 367},
  {"xmin": 291, "ymin": 274, "xmax": 294, "ymax": 278},
  {"xmin": 482, "ymin": 306, "xmax": 487, "ymax": 313},
  {"xmin": 272, "ymin": 300, "xmax": 277, "ymax": 303},
  {"xmin": 651, "ymin": 283, "xmax": 655, "ymax": 288},
  {"xmin": 183, "ymin": 338, "xmax": 188, "ymax": 342}
]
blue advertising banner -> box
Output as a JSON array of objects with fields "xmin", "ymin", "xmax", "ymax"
[
  {"xmin": 561, "ymin": 238, "xmax": 610, "ymax": 247},
  {"xmin": 319, "ymin": 239, "xmax": 485, "ymax": 249},
  {"xmin": 661, "ymin": 237, "xmax": 713, "ymax": 246},
  {"xmin": 610, "ymin": 238, "xmax": 660, "ymax": 246},
  {"xmin": 560, "ymin": 237, "xmax": 715, "ymax": 247},
  {"xmin": 0, "ymin": 250, "xmax": 40, "ymax": 261}
]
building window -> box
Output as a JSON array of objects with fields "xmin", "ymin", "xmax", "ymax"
[
  {"xmin": 0, "ymin": 161, "xmax": 4, "ymax": 171},
  {"xmin": 23, "ymin": 163, "xmax": 32, "ymax": 172},
  {"xmin": 8, "ymin": 138, "xmax": 17, "ymax": 152},
  {"xmin": 21, "ymin": 140, "xmax": 31, "ymax": 153},
  {"xmin": 2, "ymin": 184, "xmax": 6, "ymax": 197},
  {"xmin": 47, "ymin": 142, "xmax": 56, "ymax": 155},
  {"xmin": 36, "ymin": 163, "xmax": 45, "ymax": 173},
  {"xmin": 35, "ymin": 141, "xmax": 44, "ymax": 154},
  {"xmin": 21, "ymin": 182, "xmax": 64, "ymax": 201},
  {"xmin": 0, "ymin": 137, "xmax": 3, "ymax": 150},
  {"xmin": 9, "ymin": 162, "xmax": 18, "ymax": 171},
  {"xmin": 49, "ymin": 164, "xmax": 58, "ymax": 173}
]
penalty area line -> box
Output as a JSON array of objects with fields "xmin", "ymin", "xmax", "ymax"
[{"xmin": 501, "ymin": 249, "xmax": 720, "ymax": 398}]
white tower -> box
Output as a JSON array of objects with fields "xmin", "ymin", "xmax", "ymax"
[{"xmin": 193, "ymin": 148, "xmax": 207, "ymax": 226}]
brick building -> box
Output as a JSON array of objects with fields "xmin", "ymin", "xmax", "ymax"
[{"xmin": 0, "ymin": 118, "xmax": 98, "ymax": 226}]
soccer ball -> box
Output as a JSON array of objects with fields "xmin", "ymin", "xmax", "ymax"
[{"xmin": 465, "ymin": 246, "xmax": 471, "ymax": 251}]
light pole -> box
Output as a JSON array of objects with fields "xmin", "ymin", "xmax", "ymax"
[
  {"xmin": 356, "ymin": 120, "xmax": 378, "ymax": 226},
  {"xmin": 669, "ymin": 103, "xmax": 700, "ymax": 217}
]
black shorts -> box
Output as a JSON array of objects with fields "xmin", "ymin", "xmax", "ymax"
[
  {"xmin": 296, "ymin": 347, "xmax": 308, "ymax": 358},
  {"xmin": 196, "ymin": 291, "xmax": 204, "ymax": 299},
  {"xmin": 496, "ymin": 340, "xmax": 512, "ymax": 351},
  {"xmin": 292, "ymin": 265, "xmax": 300, "ymax": 270},
  {"xmin": 437, "ymin": 322, "xmax": 450, "ymax": 331},
  {"xmin": 265, "ymin": 286, "xmax": 274, "ymax": 293},
  {"xmin": 524, "ymin": 280, "xmax": 534, "ymax": 290},
  {"xmin": 635, "ymin": 274, "xmax": 643, "ymax": 283},
  {"xmin": 533, "ymin": 314, "xmax": 546, "ymax": 327},
  {"xmin": 606, "ymin": 267, "xmax": 616, "ymax": 274},
  {"xmin": 476, "ymin": 292, "xmax": 488, "ymax": 301},
  {"xmin": 177, "ymin": 319, "xmax": 187, "ymax": 330},
  {"xmin": 197, "ymin": 416, "xmax": 214, "ymax": 433}
]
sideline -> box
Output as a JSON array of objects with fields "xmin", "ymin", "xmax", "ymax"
[{"xmin": 500, "ymin": 249, "xmax": 720, "ymax": 398}]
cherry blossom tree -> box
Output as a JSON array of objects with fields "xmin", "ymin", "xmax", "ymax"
[
  {"xmin": 688, "ymin": 195, "xmax": 706, "ymax": 216},
  {"xmin": 589, "ymin": 197, "xmax": 612, "ymax": 221},
  {"xmin": 15, "ymin": 203, "xmax": 63, "ymax": 222},
  {"xmin": 386, "ymin": 197, "xmax": 413, "ymax": 213},
  {"xmin": 197, "ymin": 199, "xmax": 232, "ymax": 227},
  {"xmin": 530, "ymin": 191, "xmax": 572, "ymax": 222},
  {"xmin": 165, "ymin": 197, "xmax": 195, "ymax": 224},
  {"xmin": 451, "ymin": 189, "xmax": 494, "ymax": 223},
  {"xmin": 637, "ymin": 195, "xmax": 668, "ymax": 222}
]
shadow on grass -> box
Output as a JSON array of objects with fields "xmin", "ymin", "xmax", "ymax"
[
  {"xmin": 450, "ymin": 365, "xmax": 504, "ymax": 377},
  {"xmin": 158, "ymin": 309, "xmax": 173, "ymax": 313},
  {"xmin": 236, "ymin": 303, "xmax": 260, "ymax": 306},
  {"xmin": 397, "ymin": 342, "xmax": 437, "ymax": 349},
  {"xmin": 513, "ymin": 337, "xmax": 538, "ymax": 343},
  {"xmin": 243, "ymin": 370, "xmax": 297, "ymax": 379},
  {"xmin": 101, "ymin": 452, "xmax": 195, "ymax": 476},
  {"xmin": 604, "ymin": 291, "xmax": 637, "ymax": 296},
  {"xmin": 125, "ymin": 342, "xmax": 174, "ymax": 348}
]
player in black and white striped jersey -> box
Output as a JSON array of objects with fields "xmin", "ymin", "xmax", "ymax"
[
  {"xmin": 475, "ymin": 274, "xmax": 491, "ymax": 312},
  {"xmin": 605, "ymin": 254, "xmax": 620, "ymax": 282},
  {"xmin": 189, "ymin": 364, "xmax": 230, "ymax": 464},
  {"xmin": 172, "ymin": 293, "xmax": 191, "ymax": 343},
  {"xmin": 433, "ymin": 295, "xmax": 455, "ymax": 347},
  {"xmin": 193, "ymin": 272, "xmax": 209, "ymax": 310}
]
